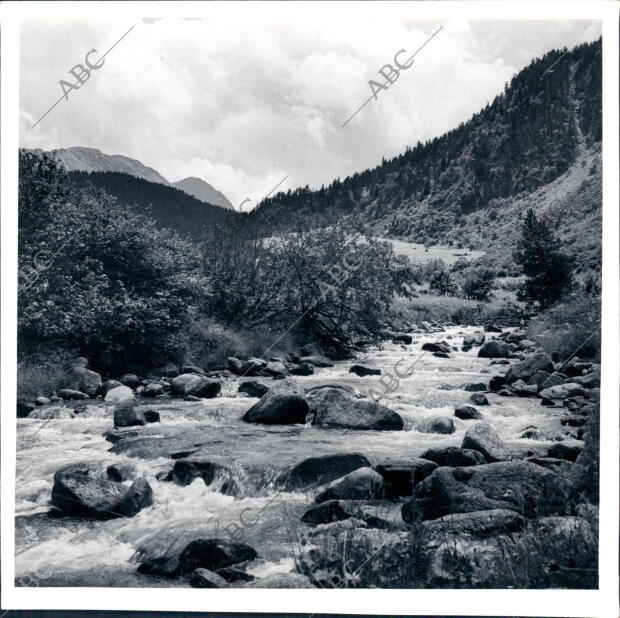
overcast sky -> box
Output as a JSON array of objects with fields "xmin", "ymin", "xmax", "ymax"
[{"xmin": 19, "ymin": 8, "xmax": 601, "ymax": 209}]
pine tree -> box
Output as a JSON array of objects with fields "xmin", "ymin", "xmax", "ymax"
[{"xmin": 513, "ymin": 208, "xmax": 573, "ymax": 308}]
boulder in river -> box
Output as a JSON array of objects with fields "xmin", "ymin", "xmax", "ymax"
[
  {"xmin": 462, "ymin": 382, "xmax": 487, "ymax": 392},
  {"xmin": 463, "ymin": 333, "xmax": 485, "ymax": 347},
  {"xmin": 469, "ymin": 393, "xmax": 489, "ymax": 405},
  {"xmin": 35, "ymin": 396, "xmax": 51, "ymax": 406},
  {"xmin": 58, "ymin": 389, "xmax": 89, "ymax": 400},
  {"xmin": 106, "ymin": 463, "xmax": 137, "ymax": 482},
  {"xmin": 374, "ymin": 457, "xmax": 438, "ymax": 497},
  {"xmin": 301, "ymin": 500, "xmax": 351, "ymax": 525},
  {"xmin": 454, "ymin": 405, "xmax": 483, "ymax": 420},
  {"xmin": 402, "ymin": 461, "xmax": 569, "ymax": 521},
  {"xmin": 504, "ymin": 352, "xmax": 554, "ymax": 385},
  {"xmin": 420, "ymin": 446, "xmax": 486, "ymax": 468},
  {"xmin": 114, "ymin": 402, "xmax": 147, "ymax": 427},
  {"xmin": 289, "ymin": 362, "xmax": 314, "ymax": 376},
  {"xmin": 539, "ymin": 383, "xmax": 586, "ymax": 400},
  {"xmin": 242, "ymin": 378, "xmax": 308, "ymax": 425},
  {"xmin": 227, "ymin": 357, "xmax": 244, "ymax": 374},
  {"xmin": 461, "ymin": 423, "xmax": 511, "ymax": 462},
  {"xmin": 478, "ymin": 341, "xmax": 511, "ymax": 358},
  {"xmin": 239, "ymin": 358, "xmax": 267, "ymax": 376},
  {"xmin": 315, "ymin": 467, "xmax": 384, "ymax": 503},
  {"xmin": 143, "ymin": 409, "xmax": 160, "ymax": 423},
  {"xmin": 285, "ymin": 452, "xmax": 371, "ymax": 489},
  {"xmin": 433, "ymin": 351, "xmax": 451, "ymax": 358},
  {"xmin": 101, "ymin": 380, "xmax": 122, "ymax": 397},
  {"xmin": 104, "ymin": 385, "xmax": 135, "ymax": 403},
  {"xmin": 484, "ymin": 324, "xmax": 502, "ymax": 333},
  {"xmin": 119, "ymin": 374, "xmax": 142, "ymax": 388},
  {"xmin": 162, "ymin": 457, "xmax": 241, "ymax": 496},
  {"xmin": 510, "ymin": 379, "xmax": 538, "ymax": 397},
  {"xmin": 51, "ymin": 462, "xmax": 153, "ymax": 518},
  {"xmin": 238, "ymin": 381, "xmax": 269, "ymax": 398},
  {"xmin": 349, "ymin": 364, "xmax": 381, "ymax": 377},
  {"xmin": 264, "ymin": 361, "xmax": 289, "ymax": 378},
  {"xmin": 190, "ymin": 568, "xmax": 228, "ymax": 588},
  {"xmin": 547, "ymin": 440, "xmax": 583, "ymax": 462},
  {"xmin": 417, "ymin": 415, "xmax": 455, "ymax": 435},
  {"xmin": 143, "ymin": 383, "xmax": 164, "ymax": 397},
  {"xmin": 309, "ymin": 388, "xmax": 403, "ymax": 431},
  {"xmin": 422, "ymin": 342, "xmax": 451, "ymax": 354},
  {"xmin": 299, "ymin": 355, "xmax": 334, "ymax": 368},
  {"xmin": 171, "ymin": 374, "xmax": 221, "ymax": 398},
  {"xmin": 64, "ymin": 366, "xmax": 102, "ymax": 397},
  {"xmin": 392, "ymin": 334, "xmax": 413, "ymax": 345}
]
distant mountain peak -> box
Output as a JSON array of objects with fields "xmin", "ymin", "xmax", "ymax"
[{"xmin": 172, "ymin": 176, "xmax": 234, "ymax": 210}]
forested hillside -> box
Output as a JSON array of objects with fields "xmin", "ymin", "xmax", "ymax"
[
  {"xmin": 68, "ymin": 171, "xmax": 240, "ymax": 239},
  {"xmin": 249, "ymin": 40, "xmax": 601, "ymax": 251}
]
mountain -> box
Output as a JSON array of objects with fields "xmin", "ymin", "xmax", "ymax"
[
  {"xmin": 33, "ymin": 147, "xmax": 234, "ymax": 210},
  {"xmin": 67, "ymin": 171, "xmax": 240, "ymax": 240},
  {"xmin": 172, "ymin": 177, "xmax": 234, "ymax": 210},
  {"xmin": 44, "ymin": 147, "xmax": 169, "ymax": 185},
  {"xmin": 249, "ymin": 39, "xmax": 602, "ymax": 272}
]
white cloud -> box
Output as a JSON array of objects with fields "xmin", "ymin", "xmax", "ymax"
[{"xmin": 19, "ymin": 15, "xmax": 601, "ymax": 207}]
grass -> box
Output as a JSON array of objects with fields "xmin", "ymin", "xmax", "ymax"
[{"xmin": 17, "ymin": 351, "xmax": 72, "ymax": 401}]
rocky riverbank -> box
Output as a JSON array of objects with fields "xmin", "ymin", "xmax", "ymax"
[{"xmin": 15, "ymin": 322, "xmax": 599, "ymax": 588}]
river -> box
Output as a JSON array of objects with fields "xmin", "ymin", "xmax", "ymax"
[{"xmin": 14, "ymin": 325, "xmax": 567, "ymax": 587}]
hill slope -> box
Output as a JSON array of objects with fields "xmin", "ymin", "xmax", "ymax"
[
  {"xmin": 249, "ymin": 39, "xmax": 601, "ymax": 266},
  {"xmin": 172, "ymin": 177, "xmax": 234, "ymax": 210}
]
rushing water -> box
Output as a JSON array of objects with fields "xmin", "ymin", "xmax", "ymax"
[{"xmin": 14, "ymin": 326, "xmax": 569, "ymax": 587}]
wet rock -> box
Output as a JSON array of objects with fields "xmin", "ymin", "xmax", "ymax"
[
  {"xmin": 469, "ymin": 393, "xmax": 489, "ymax": 406},
  {"xmin": 569, "ymin": 373, "xmax": 600, "ymax": 388},
  {"xmin": 497, "ymin": 388, "xmax": 517, "ymax": 397},
  {"xmin": 561, "ymin": 415, "xmax": 587, "ymax": 427},
  {"xmin": 171, "ymin": 374, "xmax": 221, "ymax": 398},
  {"xmin": 143, "ymin": 409, "xmax": 160, "ymax": 423},
  {"xmin": 119, "ymin": 374, "xmax": 141, "ymax": 389},
  {"xmin": 374, "ymin": 458, "xmax": 438, "ymax": 497},
  {"xmin": 182, "ymin": 364, "xmax": 206, "ymax": 376},
  {"xmin": 28, "ymin": 406, "xmax": 75, "ymax": 420},
  {"xmin": 528, "ymin": 371, "xmax": 565, "ymax": 391},
  {"xmin": 114, "ymin": 402, "xmax": 146, "ymax": 428},
  {"xmin": 110, "ymin": 436, "xmax": 200, "ymax": 459},
  {"xmin": 301, "ymin": 500, "xmax": 351, "ymax": 525},
  {"xmin": 101, "ymin": 380, "xmax": 122, "ymax": 397},
  {"xmin": 143, "ymin": 383, "xmax": 164, "ymax": 397},
  {"xmin": 238, "ymin": 381, "xmax": 269, "ymax": 398},
  {"xmin": 392, "ymin": 334, "xmax": 413, "ymax": 345},
  {"xmin": 289, "ymin": 362, "xmax": 314, "ymax": 376},
  {"xmin": 315, "ymin": 467, "xmax": 384, "ymax": 503},
  {"xmin": 349, "ymin": 365, "xmax": 381, "ymax": 377},
  {"xmin": 423, "ymin": 509, "xmax": 524, "ymax": 538},
  {"xmin": 190, "ymin": 568, "xmax": 227, "ymax": 588},
  {"xmin": 216, "ymin": 567, "xmax": 255, "ymax": 583},
  {"xmin": 162, "ymin": 458, "xmax": 240, "ymax": 496},
  {"xmin": 309, "ymin": 388, "xmax": 403, "ymax": 431},
  {"xmin": 35, "ymin": 396, "xmax": 51, "ymax": 406},
  {"xmin": 519, "ymin": 426, "xmax": 541, "ymax": 439},
  {"xmin": 104, "ymin": 385, "xmax": 135, "ymax": 403},
  {"xmin": 403, "ymin": 461, "xmax": 568, "ymax": 521},
  {"xmin": 504, "ymin": 353, "xmax": 554, "ymax": 385},
  {"xmin": 184, "ymin": 395, "xmax": 202, "ymax": 401},
  {"xmin": 242, "ymin": 573, "xmax": 313, "ymax": 588},
  {"xmin": 463, "ymin": 333, "xmax": 485, "ymax": 347},
  {"xmin": 51, "ymin": 462, "xmax": 153, "ymax": 518},
  {"xmin": 227, "ymin": 357, "xmax": 244, "ymax": 374},
  {"xmin": 433, "ymin": 351, "xmax": 451, "ymax": 358},
  {"xmin": 490, "ymin": 359, "xmax": 510, "ymax": 365},
  {"xmin": 454, "ymin": 405, "xmax": 483, "ymax": 420},
  {"xmin": 17, "ymin": 401, "xmax": 36, "ymax": 417},
  {"xmin": 264, "ymin": 361, "xmax": 289, "ymax": 378},
  {"xmin": 417, "ymin": 415, "xmax": 455, "ymax": 435},
  {"xmin": 137, "ymin": 537, "xmax": 257, "ymax": 577},
  {"xmin": 478, "ymin": 341, "xmax": 511, "ymax": 358},
  {"xmin": 420, "ymin": 447, "xmax": 486, "ymax": 468},
  {"xmin": 539, "ymin": 383, "xmax": 585, "ymax": 400},
  {"xmin": 510, "ymin": 379, "xmax": 538, "ymax": 397},
  {"xmin": 547, "ymin": 440, "xmax": 583, "ymax": 462},
  {"xmin": 422, "ymin": 342, "xmax": 451, "ymax": 353},
  {"xmin": 462, "ymin": 423, "xmax": 511, "ymax": 462},
  {"xmin": 242, "ymin": 378, "xmax": 308, "ymax": 425},
  {"xmin": 299, "ymin": 355, "xmax": 334, "ymax": 368},
  {"xmin": 106, "ymin": 463, "xmax": 137, "ymax": 482},
  {"xmin": 58, "ymin": 389, "xmax": 89, "ymax": 400},
  {"xmin": 285, "ymin": 452, "xmax": 371, "ymax": 489},
  {"xmin": 462, "ymin": 383, "xmax": 486, "ymax": 392},
  {"xmin": 484, "ymin": 324, "xmax": 502, "ymax": 333},
  {"xmin": 64, "ymin": 366, "xmax": 102, "ymax": 397}
]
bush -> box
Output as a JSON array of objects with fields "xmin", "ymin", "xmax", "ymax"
[
  {"xmin": 17, "ymin": 351, "xmax": 73, "ymax": 401},
  {"xmin": 462, "ymin": 268, "xmax": 495, "ymax": 300}
]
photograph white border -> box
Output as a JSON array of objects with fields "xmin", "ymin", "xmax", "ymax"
[{"xmin": 2, "ymin": 2, "xmax": 618, "ymax": 616}]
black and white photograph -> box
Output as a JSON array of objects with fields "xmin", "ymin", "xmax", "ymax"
[{"xmin": 1, "ymin": 1, "xmax": 618, "ymax": 615}]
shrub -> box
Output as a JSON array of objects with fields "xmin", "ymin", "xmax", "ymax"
[
  {"xmin": 462, "ymin": 268, "xmax": 495, "ymax": 300},
  {"xmin": 17, "ymin": 351, "xmax": 73, "ymax": 401}
]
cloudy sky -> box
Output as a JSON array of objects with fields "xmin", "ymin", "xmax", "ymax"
[{"xmin": 19, "ymin": 7, "xmax": 601, "ymax": 209}]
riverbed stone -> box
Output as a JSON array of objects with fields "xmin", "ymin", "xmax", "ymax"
[
  {"xmin": 101, "ymin": 380, "xmax": 122, "ymax": 397},
  {"xmin": 422, "ymin": 342, "xmax": 451, "ymax": 354},
  {"xmin": 264, "ymin": 361, "xmax": 289, "ymax": 378},
  {"xmin": 289, "ymin": 362, "xmax": 314, "ymax": 376},
  {"xmin": 64, "ymin": 366, "xmax": 102, "ymax": 398},
  {"xmin": 238, "ymin": 381, "xmax": 269, "ymax": 398},
  {"xmin": 478, "ymin": 341, "xmax": 511, "ymax": 358},
  {"xmin": 417, "ymin": 415, "xmax": 455, "ymax": 435},
  {"xmin": 349, "ymin": 364, "xmax": 381, "ymax": 377},
  {"xmin": 547, "ymin": 440, "xmax": 583, "ymax": 462},
  {"xmin": 162, "ymin": 458, "xmax": 240, "ymax": 496},
  {"xmin": 216, "ymin": 567, "xmax": 255, "ymax": 583},
  {"xmin": 299, "ymin": 355, "xmax": 334, "ymax": 368},
  {"xmin": 454, "ymin": 405, "xmax": 483, "ymax": 420},
  {"xmin": 504, "ymin": 353, "xmax": 554, "ymax": 385},
  {"xmin": 461, "ymin": 423, "xmax": 511, "ymax": 462},
  {"xmin": 374, "ymin": 458, "xmax": 438, "ymax": 497},
  {"xmin": 227, "ymin": 357, "xmax": 244, "ymax": 374},
  {"xmin": 402, "ymin": 461, "xmax": 569, "ymax": 521},
  {"xmin": 315, "ymin": 467, "xmax": 384, "ymax": 503},
  {"xmin": 242, "ymin": 378, "xmax": 308, "ymax": 425},
  {"xmin": 110, "ymin": 436, "xmax": 200, "ymax": 459},
  {"xmin": 104, "ymin": 385, "xmax": 135, "ymax": 403},
  {"xmin": 143, "ymin": 383, "xmax": 164, "ymax": 397},
  {"xmin": 190, "ymin": 568, "xmax": 228, "ymax": 588},
  {"xmin": 35, "ymin": 396, "xmax": 51, "ymax": 406},
  {"xmin": 51, "ymin": 462, "xmax": 153, "ymax": 518},
  {"xmin": 422, "ymin": 509, "xmax": 524, "ymax": 538},
  {"xmin": 170, "ymin": 374, "xmax": 221, "ymax": 398},
  {"xmin": 106, "ymin": 463, "xmax": 137, "ymax": 482},
  {"xmin": 469, "ymin": 393, "xmax": 489, "ymax": 405},
  {"xmin": 510, "ymin": 379, "xmax": 538, "ymax": 397},
  {"xmin": 462, "ymin": 383, "xmax": 487, "ymax": 392},
  {"xmin": 301, "ymin": 500, "xmax": 351, "ymax": 525},
  {"xmin": 58, "ymin": 389, "xmax": 90, "ymax": 400},
  {"xmin": 28, "ymin": 406, "xmax": 75, "ymax": 420},
  {"xmin": 419, "ymin": 446, "xmax": 486, "ymax": 467},
  {"xmin": 309, "ymin": 388, "xmax": 403, "ymax": 431},
  {"xmin": 539, "ymin": 383, "xmax": 586, "ymax": 400},
  {"xmin": 285, "ymin": 452, "xmax": 371, "ymax": 489},
  {"xmin": 114, "ymin": 402, "xmax": 147, "ymax": 427}
]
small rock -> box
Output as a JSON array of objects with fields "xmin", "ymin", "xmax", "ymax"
[
  {"xmin": 315, "ymin": 467, "xmax": 384, "ymax": 503},
  {"xmin": 35, "ymin": 396, "xmax": 51, "ymax": 406},
  {"xmin": 190, "ymin": 568, "xmax": 228, "ymax": 588},
  {"xmin": 171, "ymin": 374, "xmax": 221, "ymax": 398},
  {"xmin": 58, "ymin": 389, "xmax": 89, "ymax": 400},
  {"xmin": 478, "ymin": 341, "xmax": 511, "ymax": 358},
  {"xmin": 299, "ymin": 355, "xmax": 334, "ymax": 368},
  {"xmin": 104, "ymin": 385, "xmax": 135, "ymax": 403},
  {"xmin": 101, "ymin": 380, "xmax": 123, "ymax": 397},
  {"xmin": 417, "ymin": 415, "xmax": 455, "ymax": 435},
  {"xmin": 349, "ymin": 365, "xmax": 381, "ymax": 377},
  {"xmin": 392, "ymin": 335, "xmax": 413, "ymax": 345},
  {"xmin": 469, "ymin": 393, "xmax": 489, "ymax": 405},
  {"xmin": 114, "ymin": 402, "xmax": 146, "ymax": 428},
  {"xmin": 143, "ymin": 409, "xmax": 160, "ymax": 423},
  {"xmin": 285, "ymin": 452, "xmax": 371, "ymax": 489},
  {"xmin": 462, "ymin": 383, "xmax": 486, "ymax": 392},
  {"xmin": 289, "ymin": 362, "xmax": 314, "ymax": 376},
  {"xmin": 433, "ymin": 351, "xmax": 450, "ymax": 358},
  {"xmin": 143, "ymin": 383, "xmax": 164, "ymax": 397},
  {"xmin": 462, "ymin": 423, "xmax": 511, "ymax": 462},
  {"xmin": 238, "ymin": 381, "xmax": 269, "ymax": 398},
  {"xmin": 120, "ymin": 374, "xmax": 142, "ymax": 389},
  {"xmin": 539, "ymin": 383, "xmax": 586, "ymax": 400},
  {"xmin": 420, "ymin": 446, "xmax": 486, "ymax": 467},
  {"xmin": 455, "ymin": 405, "xmax": 483, "ymax": 420},
  {"xmin": 547, "ymin": 440, "xmax": 583, "ymax": 462}
]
